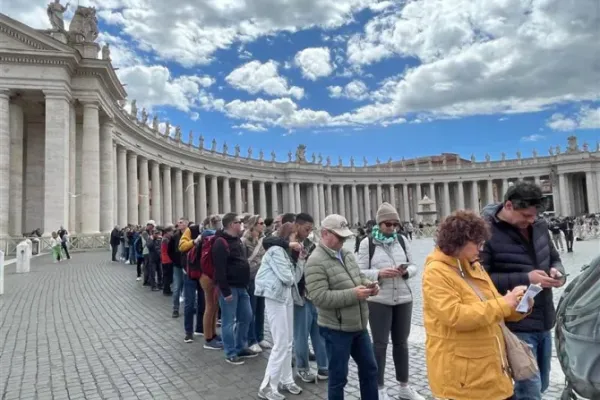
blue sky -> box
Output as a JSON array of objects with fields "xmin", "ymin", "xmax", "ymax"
[{"xmin": 8, "ymin": 0, "xmax": 600, "ymax": 162}]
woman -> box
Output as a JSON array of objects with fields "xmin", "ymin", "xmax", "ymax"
[
  {"xmin": 423, "ymin": 210, "xmax": 531, "ymax": 400},
  {"xmin": 357, "ymin": 202, "xmax": 422, "ymax": 400},
  {"xmin": 255, "ymin": 222, "xmax": 304, "ymax": 400},
  {"xmin": 241, "ymin": 215, "xmax": 269, "ymax": 353}
]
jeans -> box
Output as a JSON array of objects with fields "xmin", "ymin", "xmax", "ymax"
[
  {"xmin": 122, "ymin": 245, "xmax": 129, "ymax": 260},
  {"xmin": 183, "ymin": 273, "xmax": 204, "ymax": 335},
  {"xmin": 552, "ymin": 233, "xmax": 564, "ymax": 251},
  {"xmin": 248, "ymin": 280, "xmax": 265, "ymax": 346},
  {"xmin": 111, "ymin": 244, "xmax": 118, "ymax": 261},
  {"xmin": 136, "ymin": 257, "xmax": 143, "ymax": 278},
  {"xmin": 319, "ymin": 327, "xmax": 378, "ymax": 400},
  {"xmin": 261, "ymin": 296, "xmax": 294, "ymax": 391},
  {"xmin": 513, "ymin": 330, "xmax": 552, "ymax": 400},
  {"xmin": 172, "ymin": 267, "xmax": 184, "ymax": 311},
  {"xmin": 129, "ymin": 245, "xmax": 135, "ymax": 264},
  {"xmin": 219, "ymin": 287, "xmax": 252, "ymax": 358},
  {"xmin": 61, "ymin": 241, "xmax": 70, "ymax": 259},
  {"xmin": 294, "ymin": 300, "xmax": 328, "ymax": 371}
]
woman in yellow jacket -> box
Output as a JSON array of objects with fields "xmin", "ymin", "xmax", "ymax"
[{"xmin": 422, "ymin": 210, "xmax": 532, "ymax": 400}]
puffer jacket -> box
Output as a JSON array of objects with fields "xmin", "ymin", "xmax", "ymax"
[
  {"xmin": 305, "ymin": 243, "xmax": 373, "ymax": 332},
  {"xmin": 480, "ymin": 203, "xmax": 565, "ymax": 332},
  {"xmin": 241, "ymin": 233, "xmax": 266, "ymax": 280},
  {"xmin": 423, "ymin": 248, "xmax": 528, "ymax": 400},
  {"xmin": 254, "ymin": 245, "xmax": 302, "ymax": 303},
  {"xmin": 357, "ymin": 236, "xmax": 417, "ymax": 305}
]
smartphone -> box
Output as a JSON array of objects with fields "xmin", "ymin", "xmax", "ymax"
[
  {"xmin": 555, "ymin": 273, "xmax": 569, "ymax": 279},
  {"xmin": 397, "ymin": 263, "xmax": 410, "ymax": 270},
  {"xmin": 365, "ymin": 282, "xmax": 378, "ymax": 289}
]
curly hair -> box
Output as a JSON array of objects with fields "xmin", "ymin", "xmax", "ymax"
[{"xmin": 436, "ymin": 210, "xmax": 491, "ymax": 256}]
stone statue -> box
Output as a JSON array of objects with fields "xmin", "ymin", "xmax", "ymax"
[
  {"xmin": 211, "ymin": 138, "xmax": 217, "ymax": 152},
  {"xmin": 548, "ymin": 146, "xmax": 554, "ymax": 156},
  {"xmin": 485, "ymin": 153, "xmax": 490, "ymax": 162},
  {"xmin": 318, "ymin": 153, "xmax": 323, "ymax": 165},
  {"xmin": 141, "ymin": 108, "xmax": 148, "ymax": 124},
  {"xmin": 387, "ymin": 157, "xmax": 393, "ymax": 168},
  {"xmin": 288, "ymin": 151, "xmax": 293, "ymax": 162},
  {"xmin": 338, "ymin": 156, "xmax": 343, "ymax": 167},
  {"xmin": 101, "ymin": 43, "xmax": 111, "ymax": 60},
  {"xmin": 501, "ymin": 152, "xmax": 506, "ymax": 161},
  {"xmin": 187, "ymin": 130, "xmax": 193, "ymax": 145},
  {"xmin": 363, "ymin": 157, "xmax": 368, "ymax": 167},
  {"xmin": 401, "ymin": 157, "xmax": 406, "ymax": 168},
  {"xmin": 597, "ymin": 141, "xmax": 600, "ymax": 152},
  {"xmin": 174, "ymin": 126, "xmax": 182, "ymax": 141},
  {"xmin": 470, "ymin": 154, "xmax": 476, "ymax": 163},
  {"xmin": 567, "ymin": 135, "xmax": 578, "ymax": 152},
  {"xmin": 311, "ymin": 153, "xmax": 316, "ymax": 163},
  {"xmin": 247, "ymin": 146, "xmax": 253, "ymax": 159},
  {"xmin": 376, "ymin": 157, "xmax": 381, "ymax": 166},
  {"xmin": 428, "ymin": 157, "xmax": 433, "ymax": 169},
  {"xmin": 296, "ymin": 144, "xmax": 306, "ymax": 163},
  {"xmin": 234, "ymin": 144, "xmax": 240, "ymax": 158},
  {"xmin": 350, "ymin": 157, "xmax": 355, "ymax": 168},
  {"xmin": 152, "ymin": 115, "xmax": 158, "ymax": 130},
  {"xmin": 583, "ymin": 142, "xmax": 589, "ymax": 152},
  {"xmin": 164, "ymin": 122, "xmax": 170, "ymax": 137},
  {"xmin": 271, "ymin": 150, "xmax": 276, "ymax": 162},
  {"xmin": 259, "ymin": 149, "xmax": 264, "ymax": 161},
  {"xmin": 556, "ymin": 145, "xmax": 561, "ymax": 154},
  {"xmin": 199, "ymin": 135, "xmax": 205, "ymax": 150},
  {"xmin": 47, "ymin": 0, "xmax": 69, "ymax": 31},
  {"xmin": 68, "ymin": 5, "xmax": 99, "ymax": 43},
  {"xmin": 532, "ymin": 148, "xmax": 538, "ymax": 158},
  {"xmin": 222, "ymin": 142, "xmax": 228, "ymax": 154},
  {"xmin": 130, "ymin": 100, "xmax": 137, "ymax": 117},
  {"xmin": 326, "ymin": 156, "xmax": 331, "ymax": 167},
  {"xmin": 516, "ymin": 150, "xmax": 521, "ymax": 159},
  {"xmin": 442, "ymin": 155, "xmax": 447, "ymax": 166}
]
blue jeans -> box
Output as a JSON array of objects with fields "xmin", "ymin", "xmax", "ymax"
[
  {"xmin": 513, "ymin": 330, "xmax": 552, "ymax": 400},
  {"xmin": 183, "ymin": 273, "xmax": 204, "ymax": 335},
  {"xmin": 319, "ymin": 327, "xmax": 378, "ymax": 400},
  {"xmin": 172, "ymin": 267, "xmax": 184, "ymax": 312},
  {"xmin": 129, "ymin": 245, "xmax": 135, "ymax": 264},
  {"xmin": 219, "ymin": 287, "xmax": 252, "ymax": 358},
  {"xmin": 294, "ymin": 301, "xmax": 328, "ymax": 371},
  {"xmin": 248, "ymin": 281, "xmax": 265, "ymax": 346}
]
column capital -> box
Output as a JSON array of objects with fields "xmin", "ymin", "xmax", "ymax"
[
  {"xmin": 0, "ymin": 88, "xmax": 11, "ymax": 99},
  {"xmin": 101, "ymin": 118, "xmax": 116, "ymax": 129},
  {"xmin": 127, "ymin": 151, "xmax": 137, "ymax": 160},
  {"xmin": 117, "ymin": 146, "xmax": 127, "ymax": 154},
  {"xmin": 80, "ymin": 99, "xmax": 100, "ymax": 109},
  {"xmin": 162, "ymin": 164, "xmax": 172, "ymax": 171},
  {"xmin": 43, "ymin": 90, "xmax": 71, "ymax": 101}
]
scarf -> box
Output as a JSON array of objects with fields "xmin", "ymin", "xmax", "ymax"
[{"xmin": 371, "ymin": 226, "xmax": 397, "ymax": 244}]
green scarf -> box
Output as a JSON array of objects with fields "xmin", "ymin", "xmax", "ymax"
[{"xmin": 371, "ymin": 226, "xmax": 397, "ymax": 244}]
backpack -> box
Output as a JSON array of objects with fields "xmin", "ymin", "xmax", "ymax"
[
  {"xmin": 555, "ymin": 254, "xmax": 600, "ymax": 400},
  {"xmin": 186, "ymin": 241, "xmax": 203, "ymax": 279},
  {"xmin": 368, "ymin": 234, "xmax": 408, "ymax": 268},
  {"xmin": 134, "ymin": 236, "xmax": 143, "ymax": 255},
  {"xmin": 199, "ymin": 235, "xmax": 228, "ymax": 280}
]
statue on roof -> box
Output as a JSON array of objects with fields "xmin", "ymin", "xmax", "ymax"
[
  {"xmin": 130, "ymin": 100, "xmax": 137, "ymax": 117},
  {"xmin": 532, "ymin": 148, "xmax": 538, "ymax": 158},
  {"xmin": 296, "ymin": 144, "xmax": 306, "ymax": 163},
  {"xmin": 401, "ymin": 157, "xmax": 406, "ymax": 168},
  {"xmin": 350, "ymin": 157, "xmax": 355, "ymax": 168},
  {"xmin": 164, "ymin": 122, "xmax": 170, "ymax": 137},
  {"xmin": 338, "ymin": 156, "xmax": 343, "ymax": 167},
  {"xmin": 311, "ymin": 153, "xmax": 316, "ymax": 163},
  {"xmin": 376, "ymin": 157, "xmax": 381, "ymax": 166},
  {"xmin": 485, "ymin": 153, "xmax": 490, "ymax": 162},
  {"xmin": 318, "ymin": 153, "xmax": 323, "ymax": 165},
  {"xmin": 69, "ymin": 5, "xmax": 99, "ymax": 43},
  {"xmin": 326, "ymin": 156, "xmax": 331, "ymax": 167},
  {"xmin": 556, "ymin": 145, "xmax": 561, "ymax": 154},
  {"xmin": 582, "ymin": 142, "xmax": 589, "ymax": 152},
  {"xmin": 501, "ymin": 152, "xmax": 506, "ymax": 161},
  {"xmin": 271, "ymin": 150, "xmax": 277, "ymax": 162},
  {"xmin": 363, "ymin": 157, "xmax": 368, "ymax": 167},
  {"xmin": 174, "ymin": 126, "xmax": 181, "ymax": 141},
  {"xmin": 288, "ymin": 151, "xmax": 293, "ymax": 162},
  {"xmin": 234, "ymin": 144, "xmax": 240, "ymax": 158},
  {"xmin": 222, "ymin": 142, "xmax": 228, "ymax": 155},
  {"xmin": 247, "ymin": 146, "xmax": 253, "ymax": 159},
  {"xmin": 199, "ymin": 135, "xmax": 204, "ymax": 149},
  {"xmin": 442, "ymin": 155, "xmax": 447, "ymax": 166},
  {"xmin": 211, "ymin": 138, "xmax": 217, "ymax": 152},
  {"xmin": 47, "ymin": 0, "xmax": 69, "ymax": 32},
  {"xmin": 387, "ymin": 157, "xmax": 393, "ymax": 168},
  {"xmin": 516, "ymin": 150, "xmax": 522, "ymax": 159},
  {"xmin": 259, "ymin": 149, "xmax": 264, "ymax": 161},
  {"xmin": 151, "ymin": 115, "xmax": 158, "ymax": 131},
  {"xmin": 548, "ymin": 146, "xmax": 554, "ymax": 156},
  {"xmin": 470, "ymin": 154, "xmax": 476, "ymax": 163},
  {"xmin": 140, "ymin": 108, "xmax": 148, "ymax": 125},
  {"xmin": 188, "ymin": 130, "xmax": 193, "ymax": 145},
  {"xmin": 101, "ymin": 43, "xmax": 111, "ymax": 61}
]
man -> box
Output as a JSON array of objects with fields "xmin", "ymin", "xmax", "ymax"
[
  {"xmin": 161, "ymin": 225, "xmax": 175, "ymax": 296},
  {"xmin": 142, "ymin": 220, "xmax": 156, "ymax": 286},
  {"xmin": 212, "ymin": 212, "xmax": 257, "ymax": 365},
  {"xmin": 57, "ymin": 226, "xmax": 71, "ymax": 260},
  {"xmin": 305, "ymin": 214, "xmax": 379, "ymax": 400},
  {"xmin": 169, "ymin": 218, "xmax": 188, "ymax": 317},
  {"xmin": 549, "ymin": 218, "xmax": 564, "ymax": 251},
  {"xmin": 110, "ymin": 225, "xmax": 120, "ymax": 262},
  {"xmin": 145, "ymin": 228, "xmax": 162, "ymax": 291},
  {"xmin": 481, "ymin": 181, "xmax": 566, "ymax": 400},
  {"xmin": 560, "ymin": 217, "xmax": 575, "ymax": 253}
]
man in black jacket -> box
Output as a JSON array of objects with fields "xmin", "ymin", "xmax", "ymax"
[
  {"xmin": 481, "ymin": 181, "xmax": 566, "ymax": 400},
  {"xmin": 212, "ymin": 212, "xmax": 257, "ymax": 365}
]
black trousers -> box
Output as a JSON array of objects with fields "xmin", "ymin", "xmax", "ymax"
[
  {"xmin": 564, "ymin": 231, "xmax": 574, "ymax": 251},
  {"xmin": 111, "ymin": 244, "xmax": 118, "ymax": 261},
  {"xmin": 162, "ymin": 263, "xmax": 173, "ymax": 294},
  {"xmin": 61, "ymin": 242, "xmax": 70, "ymax": 259}
]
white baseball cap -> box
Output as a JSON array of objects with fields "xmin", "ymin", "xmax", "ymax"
[
  {"xmin": 146, "ymin": 220, "xmax": 156, "ymax": 226},
  {"xmin": 321, "ymin": 214, "xmax": 354, "ymax": 238}
]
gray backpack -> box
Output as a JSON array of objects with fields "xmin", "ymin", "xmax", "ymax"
[{"xmin": 555, "ymin": 254, "xmax": 600, "ymax": 400}]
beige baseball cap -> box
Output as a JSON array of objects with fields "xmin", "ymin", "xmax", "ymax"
[{"xmin": 321, "ymin": 214, "xmax": 354, "ymax": 238}]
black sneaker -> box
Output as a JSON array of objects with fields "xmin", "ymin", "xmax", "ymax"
[
  {"xmin": 184, "ymin": 334, "xmax": 194, "ymax": 343},
  {"xmin": 226, "ymin": 356, "xmax": 244, "ymax": 365},
  {"xmin": 172, "ymin": 310, "xmax": 179, "ymax": 318},
  {"xmin": 309, "ymin": 351, "xmax": 316, "ymax": 362},
  {"xmin": 238, "ymin": 348, "xmax": 259, "ymax": 359},
  {"xmin": 317, "ymin": 369, "xmax": 329, "ymax": 380},
  {"xmin": 151, "ymin": 287, "xmax": 160, "ymax": 291}
]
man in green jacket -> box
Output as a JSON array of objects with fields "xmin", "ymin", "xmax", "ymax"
[{"xmin": 305, "ymin": 214, "xmax": 379, "ymax": 400}]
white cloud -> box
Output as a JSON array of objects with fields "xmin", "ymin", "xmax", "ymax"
[
  {"xmin": 225, "ymin": 60, "xmax": 304, "ymax": 99},
  {"xmin": 521, "ymin": 134, "xmax": 545, "ymax": 142},
  {"xmin": 190, "ymin": 112, "xmax": 200, "ymax": 121},
  {"xmin": 328, "ymin": 80, "xmax": 369, "ymax": 100},
  {"xmin": 294, "ymin": 47, "xmax": 334, "ymax": 80},
  {"xmin": 97, "ymin": 32, "xmax": 143, "ymax": 68},
  {"xmin": 233, "ymin": 123, "xmax": 268, "ymax": 132},
  {"xmin": 547, "ymin": 107, "xmax": 600, "ymax": 131}
]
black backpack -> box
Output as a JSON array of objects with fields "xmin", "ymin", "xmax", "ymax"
[{"xmin": 368, "ymin": 234, "xmax": 408, "ymax": 268}]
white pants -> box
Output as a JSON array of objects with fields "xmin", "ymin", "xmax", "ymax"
[{"xmin": 261, "ymin": 296, "xmax": 294, "ymax": 391}]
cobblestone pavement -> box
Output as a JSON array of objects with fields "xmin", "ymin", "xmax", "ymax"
[{"xmin": 0, "ymin": 238, "xmax": 597, "ymax": 400}]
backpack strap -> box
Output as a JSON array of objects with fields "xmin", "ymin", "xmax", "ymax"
[{"xmin": 369, "ymin": 234, "xmax": 408, "ymax": 268}]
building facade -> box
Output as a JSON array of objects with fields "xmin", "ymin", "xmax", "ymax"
[{"xmin": 1, "ymin": 12, "xmax": 599, "ymax": 239}]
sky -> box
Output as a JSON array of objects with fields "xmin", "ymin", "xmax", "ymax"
[{"xmin": 5, "ymin": 0, "xmax": 600, "ymax": 163}]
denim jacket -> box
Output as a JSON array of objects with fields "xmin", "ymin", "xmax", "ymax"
[{"xmin": 254, "ymin": 245, "xmax": 303, "ymax": 304}]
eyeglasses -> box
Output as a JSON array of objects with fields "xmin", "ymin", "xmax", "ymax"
[
  {"xmin": 257, "ymin": 221, "xmax": 265, "ymax": 225},
  {"xmin": 383, "ymin": 222, "xmax": 400, "ymax": 228},
  {"xmin": 233, "ymin": 220, "xmax": 242, "ymax": 225}
]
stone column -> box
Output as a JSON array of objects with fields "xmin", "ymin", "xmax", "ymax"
[
  {"xmin": 222, "ymin": 177, "xmax": 231, "ymax": 212},
  {"xmin": 402, "ymin": 184, "xmax": 410, "ymax": 221},
  {"xmin": 337, "ymin": 185, "xmax": 346, "ymax": 216},
  {"xmin": 585, "ymin": 171, "xmax": 598, "ymax": 213},
  {"xmin": 271, "ymin": 182, "xmax": 279, "ymax": 217},
  {"xmin": 558, "ymin": 174, "xmax": 568, "ymax": 216},
  {"xmin": 310, "ymin": 183, "xmax": 319, "ymax": 221},
  {"xmin": 389, "ymin": 185, "xmax": 396, "ymax": 212},
  {"xmin": 376, "ymin": 184, "xmax": 383, "ymax": 207},
  {"xmin": 185, "ymin": 171, "xmax": 196, "ymax": 221},
  {"xmin": 350, "ymin": 185, "xmax": 359, "ymax": 225},
  {"xmin": 210, "ymin": 175, "xmax": 219, "ymax": 214},
  {"xmin": 471, "ymin": 181, "xmax": 480, "ymax": 214},
  {"xmin": 173, "ymin": 169, "xmax": 183, "ymax": 221},
  {"xmin": 99, "ymin": 120, "xmax": 115, "ymax": 233},
  {"xmin": 443, "ymin": 181, "xmax": 451, "ymax": 217},
  {"xmin": 80, "ymin": 101, "xmax": 101, "ymax": 232},
  {"xmin": 127, "ymin": 152, "xmax": 139, "ymax": 225},
  {"xmin": 287, "ymin": 183, "xmax": 295, "ymax": 212},
  {"xmin": 137, "ymin": 157, "xmax": 149, "ymax": 227},
  {"xmin": 534, "ymin": 176, "xmax": 542, "ymax": 188},
  {"xmin": 234, "ymin": 178, "xmax": 243, "ymax": 214},
  {"xmin": 162, "ymin": 166, "xmax": 172, "ymax": 224},
  {"xmin": 197, "ymin": 173, "xmax": 207, "ymax": 221},
  {"xmin": 43, "ymin": 92, "xmax": 72, "ymax": 234},
  {"xmin": 326, "ymin": 184, "xmax": 333, "ymax": 215},
  {"xmin": 117, "ymin": 147, "xmax": 128, "ymax": 226},
  {"xmin": 259, "ymin": 181, "xmax": 267, "ymax": 217},
  {"xmin": 8, "ymin": 101, "xmax": 24, "ymax": 236},
  {"xmin": 415, "ymin": 183, "xmax": 422, "ymax": 220},
  {"xmin": 428, "ymin": 182, "xmax": 436, "ymax": 209},
  {"xmin": 150, "ymin": 161, "xmax": 161, "ymax": 224},
  {"xmin": 457, "ymin": 181, "xmax": 465, "ymax": 209},
  {"xmin": 112, "ymin": 143, "xmax": 117, "ymax": 227},
  {"xmin": 364, "ymin": 185, "xmax": 372, "ymax": 221},
  {"xmin": 294, "ymin": 183, "xmax": 301, "ymax": 213},
  {"xmin": 70, "ymin": 103, "xmax": 78, "ymax": 231},
  {"xmin": 502, "ymin": 178, "xmax": 509, "ymax": 197},
  {"xmin": 487, "ymin": 179, "xmax": 494, "ymax": 205},
  {"xmin": 0, "ymin": 91, "xmax": 10, "ymax": 236},
  {"xmin": 247, "ymin": 180, "xmax": 255, "ymax": 214},
  {"xmin": 318, "ymin": 184, "xmax": 325, "ymax": 222}
]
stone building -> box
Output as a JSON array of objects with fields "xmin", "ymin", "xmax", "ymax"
[{"xmin": 1, "ymin": 11, "xmax": 599, "ymax": 240}]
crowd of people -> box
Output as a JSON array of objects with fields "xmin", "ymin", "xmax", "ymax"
[{"xmin": 104, "ymin": 180, "xmax": 569, "ymax": 400}]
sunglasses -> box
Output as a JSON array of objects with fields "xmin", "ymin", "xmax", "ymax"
[{"xmin": 383, "ymin": 222, "xmax": 400, "ymax": 228}]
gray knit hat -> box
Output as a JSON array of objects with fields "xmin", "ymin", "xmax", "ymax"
[{"xmin": 376, "ymin": 202, "xmax": 400, "ymax": 224}]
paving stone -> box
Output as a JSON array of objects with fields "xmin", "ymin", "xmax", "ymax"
[{"xmin": 1, "ymin": 239, "xmax": 597, "ymax": 399}]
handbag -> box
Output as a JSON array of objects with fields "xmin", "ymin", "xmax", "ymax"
[{"xmin": 454, "ymin": 260, "xmax": 539, "ymax": 381}]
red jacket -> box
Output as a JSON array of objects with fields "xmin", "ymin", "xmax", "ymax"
[{"xmin": 161, "ymin": 236, "xmax": 172, "ymax": 264}]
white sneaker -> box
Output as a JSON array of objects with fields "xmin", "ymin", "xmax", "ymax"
[
  {"xmin": 125, "ymin": 261, "xmax": 130, "ymax": 264},
  {"xmin": 397, "ymin": 385, "xmax": 425, "ymax": 400},
  {"xmin": 379, "ymin": 388, "xmax": 391, "ymax": 400},
  {"xmin": 259, "ymin": 340, "xmax": 272, "ymax": 349},
  {"xmin": 249, "ymin": 344, "xmax": 262, "ymax": 353},
  {"xmin": 136, "ymin": 277, "xmax": 141, "ymax": 281}
]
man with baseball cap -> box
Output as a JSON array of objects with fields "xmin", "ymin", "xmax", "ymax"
[{"xmin": 305, "ymin": 214, "xmax": 379, "ymax": 400}]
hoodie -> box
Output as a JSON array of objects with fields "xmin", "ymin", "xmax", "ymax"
[{"xmin": 212, "ymin": 230, "xmax": 250, "ymax": 298}]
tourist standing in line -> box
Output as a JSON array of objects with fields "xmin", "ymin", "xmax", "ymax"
[
  {"xmin": 133, "ymin": 228, "xmax": 144, "ymax": 281},
  {"xmin": 50, "ymin": 231, "xmax": 62, "ymax": 263},
  {"xmin": 178, "ymin": 223, "xmax": 205, "ymax": 343},
  {"xmin": 357, "ymin": 202, "xmax": 423, "ymax": 400},
  {"xmin": 481, "ymin": 182, "xmax": 566, "ymax": 400},
  {"xmin": 160, "ymin": 225, "xmax": 174, "ymax": 296},
  {"xmin": 141, "ymin": 220, "xmax": 155, "ymax": 285},
  {"xmin": 110, "ymin": 225, "xmax": 120, "ymax": 262},
  {"xmin": 305, "ymin": 214, "xmax": 379, "ymax": 400},
  {"xmin": 169, "ymin": 218, "xmax": 188, "ymax": 318},
  {"xmin": 145, "ymin": 228, "xmax": 162, "ymax": 291},
  {"xmin": 561, "ymin": 217, "xmax": 575, "ymax": 253},
  {"xmin": 241, "ymin": 214, "xmax": 269, "ymax": 353},
  {"xmin": 255, "ymin": 222, "xmax": 304, "ymax": 399},
  {"xmin": 212, "ymin": 212, "xmax": 257, "ymax": 365}
]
